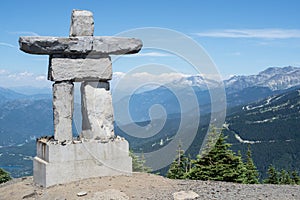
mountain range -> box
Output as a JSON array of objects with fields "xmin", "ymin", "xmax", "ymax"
[
  {"xmin": 115, "ymin": 66, "xmax": 300, "ymax": 122},
  {"xmin": 0, "ymin": 66, "xmax": 299, "ymax": 178},
  {"xmin": 225, "ymin": 66, "xmax": 300, "ymax": 93}
]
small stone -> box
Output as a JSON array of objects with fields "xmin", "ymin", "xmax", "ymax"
[
  {"xmin": 77, "ymin": 191, "xmax": 87, "ymax": 197},
  {"xmin": 173, "ymin": 191, "xmax": 199, "ymax": 200},
  {"xmin": 22, "ymin": 192, "xmax": 37, "ymax": 199}
]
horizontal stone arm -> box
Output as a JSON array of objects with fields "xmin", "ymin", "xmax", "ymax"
[{"xmin": 19, "ymin": 36, "xmax": 143, "ymax": 55}]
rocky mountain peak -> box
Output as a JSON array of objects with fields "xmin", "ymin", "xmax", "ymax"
[{"xmin": 225, "ymin": 66, "xmax": 300, "ymax": 91}]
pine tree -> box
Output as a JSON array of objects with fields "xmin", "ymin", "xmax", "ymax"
[
  {"xmin": 264, "ymin": 165, "xmax": 279, "ymax": 184},
  {"xmin": 279, "ymin": 169, "xmax": 293, "ymax": 185},
  {"xmin": 291, "ymin": 170, "xmax": 300, "ymax": 185},
  {"xmin": 235, "ymin": 151, "xmax": 247, "ymax": 183},
  {"xmin": 167, "ymin": 144, "xmax": 190, "ymax": 179},
  {"xmin": 187, "ymin": 130, "xmax": 246, "ymax": 183},
  {"xmin": 244, "ymin": 145, "xmax": 260, "ymax": 184},
  {"xmin": 129, "ymin": 150, "xmax": 152, "ymax": 173},
  {"xmin": 0, "ymin": 168, "xmax": 11, "ymax": 184}
]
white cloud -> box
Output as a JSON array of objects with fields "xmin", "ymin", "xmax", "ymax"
[
  {"xmin": 111, "ymin": 71, "xmax": 186, "ymax": 92},
  {"xmin": 0, "ymin": 69, "xmax": 8, "ymax": 75},
  {"xmin": 111, "ymin": 71, "xmax": 226, "ymax": 99},
  {"xmin": 124, "ymin": 52, "xmax": 172, "ymax": 57},
  {"xmin": 35, "ymin": 75, "xmax": 47, "ymax": 81},
  {"xmin": 195, "ymin": 29, "xmax": 300, "ymax": 39},
  {"xmin": 0, "ymin": 42, "xmax": 16, "ymax": 48},
  {"xmin": 8, "ymin": 71, "xmax": 34, "ymax": 80},
  {"xmin": 126, "ymin": 72, "xmax": 185, "ymax": 83},
  {"xmin": 8, "ymin": 74, "xmax": 16, "ymax": 78},
  {"xmin": 19, "ymin": 71, "xmax": 33, "ymax": 77},
  {"xmin": 0, "ymin": 70, "xmax": 50, "ymax": 88}
]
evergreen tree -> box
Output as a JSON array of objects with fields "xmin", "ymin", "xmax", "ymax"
[
  {"xmin": 187, "ymin": 130, "xmax": 246, "ymax": 183},
  {"xmin": 244, "ymin": 145, "xmax": 260, "ymax": 184},
  {"xmin": 129, "ymin": 150, "xmax": 152, "ymax": 173},
  {"xmin": 235, "ymin": 151, "xmax": 247, "ymax": 183},
  {"xmin": 279, "ymin": 169, "xmax": 293, "ymax": 185},
  {"xmin": 264, "ymin": 165, "xmax": 279, "ymax": 184},
  {"xmin": 167, "ymin": 144, "xmax": 190, "ymax": 179},
  {"xmin": 291, "ymin": 170, "xmax": 300, "ymax": 185},
  {"xmin": 0, "ymin": 168, "xmax": 11, "ymax": 184}
]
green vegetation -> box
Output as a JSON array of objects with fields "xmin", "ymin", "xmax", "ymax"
[
  {"xmin": 167, "ymin": 129, "xmax": 300, "ymax": 185},
  {"xmin": 264, "ymin": 165, "xmax": 300, "ymax": 185},
  {"xmin": 186, "ymin": 130, "xmax": 247, "ymax": 183},
  {"xmin": 166, "ymin": 144, "xmax": 190, "ymax": 179},
  {"xmin": 225, "ymin": 89, "xmax": 300, "ymax": 179},
  {"xmin": 129, "ymin": 150, "xmax": 152, "ymax": 173},
  {"xmin": 0, "ymin": 168, "xmax": 11, "ymax": 184},
  {"xmin": 244, "ymin": 145, "xmax": 260, "ymax": 184},
  {"xmin": 263, "ymin": 165, "xmax": 279, "ymax": 184}
]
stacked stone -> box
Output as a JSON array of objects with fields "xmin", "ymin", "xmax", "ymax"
[
  {"xmin": 19, "ymin": 10, "xmax": 142, "ymax": 142},
  {"xmin": 18, "ymin": 9, "xmax": 142, "ymax": 187}
]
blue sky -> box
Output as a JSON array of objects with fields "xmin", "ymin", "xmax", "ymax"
[{"xmin": 0, "ymin": 0, "xmax": 300, "ymax": 88}]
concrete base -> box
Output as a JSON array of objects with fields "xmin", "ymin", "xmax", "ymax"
[{"xmin": 33, "ymin": 137, "xmax": 132, "ymax": 187}]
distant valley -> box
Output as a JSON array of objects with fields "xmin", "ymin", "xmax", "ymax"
[
  {"xmin": 225, "ymin": 88, "xmax": 300, "ymax": 178},
  {"xmin": 0, "ymin": 66, "xmax": 299, "ymax": 178}
]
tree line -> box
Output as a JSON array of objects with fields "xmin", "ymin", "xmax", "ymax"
[
  {"xmin": 1, "ymin": 129, "xmax": 299, "ymax": 185},
  {"xmin": 166, "ymin": 129, "xmax": 300, "ymax": 185}
]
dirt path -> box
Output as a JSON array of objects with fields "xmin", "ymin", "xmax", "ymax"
[{"xmin": 0, "ymin": 173, "xmax": 299, "ymax": 199}]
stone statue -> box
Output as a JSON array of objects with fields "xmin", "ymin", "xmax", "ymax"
[{"xmin": 19, "ymin": 10, "xmax": 142, "ymax": 187}]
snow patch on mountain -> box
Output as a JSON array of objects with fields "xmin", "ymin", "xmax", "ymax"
[
  {"xmin": 112, "ymin": 66, "xmax": 300, "ymax": 93},
  {"xmin": 225, "ymin": 66, "xmax": 300, "ymax": 91}
]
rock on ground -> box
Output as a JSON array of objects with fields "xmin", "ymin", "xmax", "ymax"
[{"xmin": 173, "ymin": 190, "xmax": 199, "ymax": 200}]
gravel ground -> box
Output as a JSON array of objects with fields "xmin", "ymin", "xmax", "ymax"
[{"xmin": 0, "ymin": 173, "xmax": 299, "ymax": 200}]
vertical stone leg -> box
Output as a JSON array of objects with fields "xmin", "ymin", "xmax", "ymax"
[
  {"xmin": 81, "ymin": 81, "xmax": 114, "ymax": 140},
  {"xmin": 53, "ymin": 81, "xmax": 74, "ymax": 141}
]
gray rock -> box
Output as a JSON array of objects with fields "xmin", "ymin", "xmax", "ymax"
[
  {"xmin": 70, "ymin": 10, "xmax": 94, "ymax": 37},
  {"xmin": 77, "ymin": 191, "xmax": 88, "ymax": 197},
  {"xmin": 53, "ymin": 81, "xmax": 74, "ymax": 141},
  {"xmin": 81, "ymin": 81, "xmax": 114, "ymax": 140},
  {"xmin": 22, "ymin": 191, "xmax": 37, "ymax": 199},
  {"xmin": 49, "ymin": 56, "xmax": 112, "ymax": 81},
  {"xmin": 19, "ymin": 36, "xmax": 142, "ymax": 55},
  {"xmin": 173, "ymin": 190, "xmax": 199, "ymax": 200}
]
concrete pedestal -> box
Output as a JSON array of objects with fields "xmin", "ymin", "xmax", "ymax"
[{"xmin": 33, "ymin": 137, "xmax": 132, "ymax": 187}]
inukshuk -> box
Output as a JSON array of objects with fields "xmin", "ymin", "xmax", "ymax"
[{"xmin": 19, "ymin": 10, "xmax": 142, "ymax": 187}]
